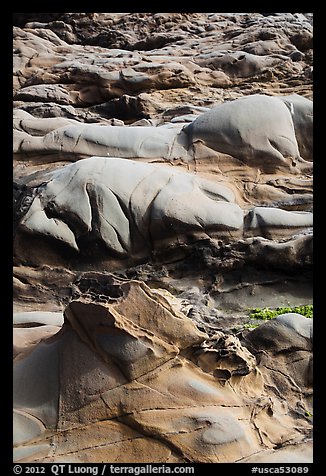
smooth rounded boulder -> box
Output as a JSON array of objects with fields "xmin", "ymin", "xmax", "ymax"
[{"xmin": 184, "ymin": 94, "xmax": 312, "ymax": 170}]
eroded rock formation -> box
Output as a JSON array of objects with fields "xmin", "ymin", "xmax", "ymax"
[
  {"xmin": 13, "ymin": 12, "xmax": 313, "ymax": 464},
  {"xmin": 13, "ymin": 156, "xmax": 312, "ymax": 269},
  {"xmin": 14, "ymin": 280, "xmax": 312, "ymax": 463},
  {"xmin": 13, "ymin": 94, "xmax": 312, "ymax": 174}
]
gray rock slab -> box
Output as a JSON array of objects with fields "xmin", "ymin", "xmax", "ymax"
[
  {"xmin": 13, "ymin": 311, "xmax": 64, "ymax": 327},
  {"xmin": 19, "ymin": 156, "xmax": 243, "ymax": 255}
]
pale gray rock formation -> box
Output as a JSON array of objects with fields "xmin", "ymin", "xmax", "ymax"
[
  {"xmin": 12, "ymin": 13, "xmax": 314, "ymax": 464},
  {"xmin": 14, "ymin": 94, "xmax": 313, "ymax": 174},
  {"xmin": 279, "ymin": 94, "xmax": 313, "ymax": 161},
  {"xmin": 184, "ymin": 94, "xmax": 312, "ymax": 170},
  {"xmin": 17, "ymin": 156, "xmax": 243, "ymax": 257},
  {"xmin": 244, "ymin": 206, "xmax": 313, "ymax": 239},
  {"xmin": 195, "ymin": 50, "xmax": 284, "ymax": 78},
  {"xmin": 15, "ymin": 157, "xmax": 312, "ymax": 265},
  {"xmin": 239, "ymin": 442, "xmax": 313, "ymax": 463},
  {"xmin": 13, "ymin": 108, "xmax": 79, "ymax": 136},
  {"xmin": 13, "ymin": 109, "xmax": 189, "ymax": 161}
]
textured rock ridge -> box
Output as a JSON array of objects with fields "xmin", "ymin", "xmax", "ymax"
[{"xmin": 13, "ymin": 156, "xmax": 312, "ymax": 268}]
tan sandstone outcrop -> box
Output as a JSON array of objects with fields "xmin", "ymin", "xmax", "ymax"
[{"xmin": 13, "ymin": 279, "xmax": 312, "ymax": 463}]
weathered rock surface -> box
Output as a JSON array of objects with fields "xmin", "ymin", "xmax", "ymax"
[
  {"xmin": 13, "ymin": 13, "xmax": 312, "ymax": 105},
  {"xmin": 184, "ymin": 94, "xmax": 312, "ymax": 170},
  {"xmin": 13, "ymin": 156, "xmax": 312, "ymax": 274},
  {"xmin": 13, "ymin": 12, "xmax": 313, "ymax": 464},
  {"xmin": 13, "ymin": 280, "xmax": 312, "ymax": 463},
  {"xmin": 13, "ymin": 94, "xmax": 312, "ymax": 173}
]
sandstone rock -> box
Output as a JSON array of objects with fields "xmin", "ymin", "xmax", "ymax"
[
  {"xmin": 238, "ymin": 313, "xmax": 313, "ymax": 462},
  {"xmin": 193, "ymin": 332, "xmax": 257, "ymax": 380},
  {"xmin": 14, "ymin": 156, "xmax": 313, "ymax": 268},
  {"xmin": 14, "ymin": 93, "xmax": 313, "ymax": 172},
  {"xmin": 243, "ymin": 313, "xmax": 313, "ymax": 390},
  {"xmin": 279, "ymin": 94, "xmax": 313, "ymax": 161},
  {"xmin": 13, "ymin": 156, "xmax": 241, "ymax": 262},
  {"xmin": 14, "ymin": 84, "xmax": 72, "ymax": 105},
  {"xmin": 14, "ymin": 311, "xmax": 64, "ymax": 327},
  {"xmin": 195, "ymin": 50, "xmax": 283, "ymax": 78},
  {"xmin": 13, "ymin": 325, "xmax": 61, "ymax": 360},
  {"xmin": 13, "ymin": 13, "xmax": 63, "ymax": 28},
  {"xmin": 13, "ymin": 12, "xmax": 313, "ymax": 117},
  {"xmin": 12, "ymin": 12, "xmax": 314, "ymax": 464},
  {"xmin": 184, "ymin": 94, "xmax": 313, "ymax": 171},
  {"xmin": 13, "ymin": 280, "xmax": 312, "ymax": 463}
]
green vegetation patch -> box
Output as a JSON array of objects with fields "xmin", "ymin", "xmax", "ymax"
[{"xmin": 244, "ymin": 305, "xmax": 313, "ymax": 329}]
